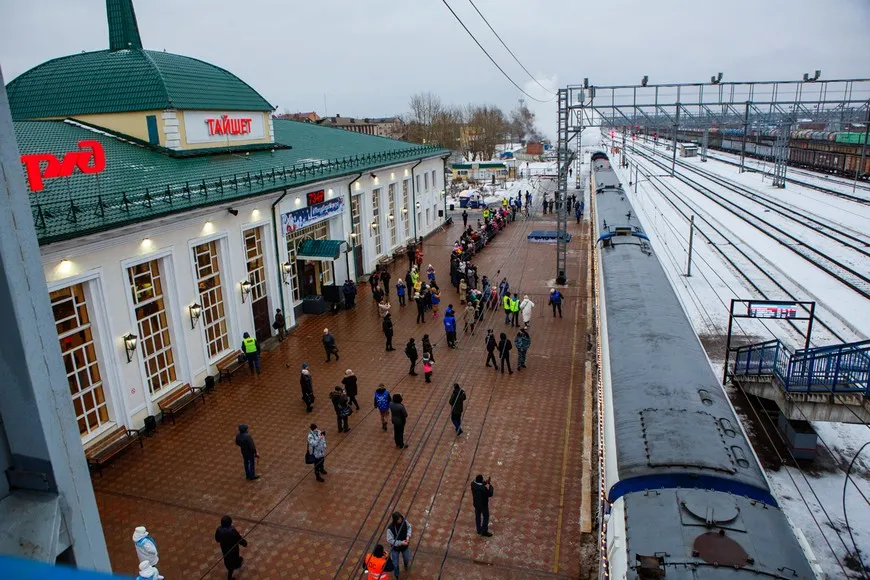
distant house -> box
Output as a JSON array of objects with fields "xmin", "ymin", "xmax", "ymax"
[
  {"xmin": 273, "ymin": 111, "xmax": 321, "ymax": 122},
  {"xmin": 316, "ymin": 115, "xmax": 404, "ymax": 139}
]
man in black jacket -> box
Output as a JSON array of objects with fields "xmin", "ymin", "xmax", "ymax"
[
  {"xmin": 383, "ymin": 313, "xmax": 395, "ymax": 351},
  {"xmin": 449, "ymin": 384, "xmax": 466, "ymax": 435},
  {"xmin": 390, "ymin": 394, "xmax": 408, "ymax": 449},
  {"xmin": 498, "ymin": 332, "xmax": 513, "ymax": 375},
  {"xmin": 380, "ymin": 268, "xmax": 392, "ymax": 298},
  {"xmin": 300, "ymin": 363, "xmax": 314, "ymax": 412},
  {"xmin": 234, "ymin": 424, "xmax": 259, "ymax": 480},
  {"xmin": 405, "ymin": 338, "xmax": 418, "ymax": 376},
  {"xmin": 215, "ymin": 515, "xmax": 248, "ymax": 579},
  {"xmin": 471, "ymin": 474, "xmax": 494, "ymax": 536},
  {"xmin": 484, "ymin": 330, "xmax": 498, "ymax": 371},
  {"xmin": 322, "ymin": 328, "xmax": 339, "ymax": 362}
]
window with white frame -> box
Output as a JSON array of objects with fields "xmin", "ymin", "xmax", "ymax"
[
  {"xmin": 426, "ymin": 207, "xmax": 430, "ymax": 227},
  {"xmin": 388, "ymin": 183, "xmax": 397, "ymax": 248},
  {"xmin": 424, "ymin": 172, "xmax": 429, "ymax": 191},
  {"xmin": 432, "ymin": 169, "xmax": 437, "ymax": 191},
  {"xmin": 372, "ymin": 188, "xmax": 382, "ymax": 255},
  {"xmin": 402, "ymin": 180, "xmax": 410, "ymax": 238},
  {"xmin": 51, "ymin": 284, "xmax": 108, "ymax": 438},
  {"xmin": 416, "ymin": 174, "xmax": 421, "ymax": 193},
  {"xmin": 193, "ymin": 241, "xmax": 230, "ymax": 358},
  {"xmin": 351, "ymin": 194, "xmax": 362, "ymax": 243},
  {"xmin": 244, "ymin": 228, "xmax": 267, "ymax": 302},
  {"xmin": 128, "ymin": 260, "xmax": 177, "ymax": 395}
]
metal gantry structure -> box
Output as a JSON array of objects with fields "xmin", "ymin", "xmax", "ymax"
[{"xmin": 555, "ymin": 89, "xmax": 575, "ymax": 284}]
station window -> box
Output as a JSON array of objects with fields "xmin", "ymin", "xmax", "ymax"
[
  {"xmin": 402, "ymin": 180, "xmax": 411, "ymax": 239},
  {"xmin": 50, "ymin": 284, "xmax": 108, "ymax": 438},
  {"xmin": 416, "ymin": 174, "xmax": 421, "ymax": 193},
  {"xmin": 193, "ymin": 241, "xmax": 230, "ymax": 358},
  {"xmin": 372, "ymin": 188, "xmax": 382, "ymax": 255},
  {"xmin": 128, "ymin": 260, "xmax": 177, "ymax": 395},
  {"xmin": 351, "ymin": 194, "xmax": 362, "ymax": 241},
  {"xmin": 244, "ymin": 228, "xmax": 267, "ymax": 302},
  {"xmin": 424, "ymin": 172, "xmax": 429, "ymax": 191},
  {"xmin": 388, "ymin": 183, "xmax": 397, "ymax": 248},
  {"xmin": 285, "ymin": 221, "xmax": 331, "ymax": 302}
]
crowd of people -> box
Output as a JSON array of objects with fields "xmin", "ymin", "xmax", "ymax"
[{"xmin": 132, "ymin": 188, "xmax": 581, "ymax": 579}]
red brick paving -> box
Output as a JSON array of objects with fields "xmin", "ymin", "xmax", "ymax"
[{"xmin": 94, "ymin": 205, "xmax": 592, "ymax": 579}]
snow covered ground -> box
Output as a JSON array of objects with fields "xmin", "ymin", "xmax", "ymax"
[{"xmin": 594, "ymin": 129, "xmax": 870, "ymax": 578}]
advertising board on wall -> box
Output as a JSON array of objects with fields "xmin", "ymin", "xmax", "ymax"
[
  {"xmin": 183, "ymin": 111, "xmax": 266, "ymax": 144},
  {"xmin": 281, "ymin": 196, "xmax": 345, "ymax": 235}
]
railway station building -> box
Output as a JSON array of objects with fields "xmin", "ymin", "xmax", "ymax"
[{"xmin": 8, "ymin": 0, "xmax": 449, "ymax": 443}]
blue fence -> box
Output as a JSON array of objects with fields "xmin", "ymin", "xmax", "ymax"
[{"xmin": 732, "ymin": 339, "xmax": 870, "ymax": 395}]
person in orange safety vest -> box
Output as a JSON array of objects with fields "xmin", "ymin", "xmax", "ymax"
[{"xmin": 364, "ymin": 544, "xmax": 392, "ymax": 579}]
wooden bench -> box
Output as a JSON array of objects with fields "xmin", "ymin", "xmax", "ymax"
[
  {"xmin": 216, "ymin": 351, "xmax": 246, "ymax": 382},
  {"xmin": 157, "ymin": 383, "xmax": 205, "ymax": 424},
  {"xmin": 85, "ymin": 425, "xmax": 143, "ymax": 476}
]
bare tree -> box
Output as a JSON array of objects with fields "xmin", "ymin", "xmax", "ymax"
[{"xmin": 467, "ymin": 105, "xmax": 507, "ymax": 161}]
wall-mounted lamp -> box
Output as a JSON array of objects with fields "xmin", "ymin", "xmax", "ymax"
[
  {"xmin": 123, "ymin": 333, "xmax": 138, "ymax": 363},
  {"xmin": 710, "ymin": 72, "xmax": 723, "ymax": 84},
  {"xmin": 402, "ymin": 207, "xmax": 408, "ymax": 213},
  {"xmin": 282, "ymin": 262, "xmax": 292, "ymax": 285},
  {"xmin": 227, "ymin": 207, "xmax": 239, "ymax": 216},
  {"xmin": 240, "ymin": 279, "xmax": 253, "ymax": 303},
  {"xmin": 295, "ymin": 196, "xmax": 301, "ymax": 204},
  {"xmin": 803, "ymin": 70, "xmax": 821, "ymax": 82},
  {"xmin": 371, "ymin": 220, "xmax": 378, "ymax": 229},
  {"xmin": 641, "ymin": 75, "xmax": 649, "ymax": 87},
  {"xmin": 370, "ymin": 173, "xmax": 377, "ymax": 179},
  {"xmin": 415, "ymin": 201, "xmax": 421, "ymax": 209},
  {"xmin": 388, "ymin": 213, "xmax": 394, "ymax": 220},
  {"xmin": 189, "ymin": 303, "xmax": 203, "ymax": 329}
]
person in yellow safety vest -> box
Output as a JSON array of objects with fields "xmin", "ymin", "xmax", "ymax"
[
  {"xmin": 503, "ymin": 293, "xmax": 512, "ymax": 325},
  {"xmin": 482, "ymin": 208, "xmax": 489, "ymax": 220},
  {"xmin": 241, "ymin": 332, "xmax": 261, "ymax": 376},
  {"xmin": 510, "ymin": 293, "xmax": 520, "ymax": 327},
  {"xmin": 501, "ymin": 197, "xmax": 508, "ymax": 208}
]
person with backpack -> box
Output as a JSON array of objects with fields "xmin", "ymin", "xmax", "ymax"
[
  {"xmin": 443, "ymin": 306, "xmax": 457, "ymax": 348},
  {"xmin": 132, "ymin": 526, "xmax": 159, "ymax": 568},
  {"xmin": 374, "ymin": 384, "xmax": 391, "ymax": 431},
  {"xmin": 498, "ymin": 332, "xmax": 513, "ymax": 375},
  {"xmin": 272, "ymin": 309, "xmax": 285, "ymax": 342},
  {"xmin": 329, "ymin": 386, "xmax": 352, "ymax": 433},
  {"xmin": 405, "ymin": 338, "xmax": 418, "ymax": 376},
  {"xmin": 448, "ymin": 383, "xmax": 466, "ymax": 435},
  {"xmin": 386, "ymin": 512, "xmax": 412, "ymax": 577},
  {"xmin": 484, "ymin": 329, "xmax": 498, "ymax": 370}
]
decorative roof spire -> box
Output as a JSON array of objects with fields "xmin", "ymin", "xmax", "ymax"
[{"xmin": 107, "ymin": 0, "xmax": 143, "ymax": 51}]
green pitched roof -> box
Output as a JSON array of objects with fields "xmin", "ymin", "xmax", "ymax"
[
  {"xmin": 7, "ymin": 49, "xmax": 273, "ymax": 119},
  {"xmin": 15, "ymin": 119, "xmax": 449, "ymax": 245}
]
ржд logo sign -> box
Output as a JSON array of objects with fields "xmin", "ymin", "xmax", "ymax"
[{"xmin": 20, "ymin": 140, "xmax": 106, "ymax": 192}]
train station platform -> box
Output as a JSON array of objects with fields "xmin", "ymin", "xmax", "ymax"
[
  {"xmin": 89, "ymin": 199, "xmax": 596, "ymax": 578},
  {"xmin": 729, "ymin": 339, "xmax": 870, "ymax": 423}
]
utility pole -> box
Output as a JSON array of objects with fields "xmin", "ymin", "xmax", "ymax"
[
  {"xmin": 739, "ymin": 102, "xmax": 749, "ymax": 173},
  {"xmin": 686, "ymin": 215, "xmax": 695, "ymax": 276},
  {"xmin": 854, "ymin": 107, "xmax": 870, "ymax": 192},
  {"xmin": 671, "ymin": 106, "xmax": 680, "ymax": 176}
]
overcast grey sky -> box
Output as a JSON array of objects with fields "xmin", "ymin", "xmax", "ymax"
[{"xmin": 2, "ymin": 0, "xmax": 869, "ymax": 139}]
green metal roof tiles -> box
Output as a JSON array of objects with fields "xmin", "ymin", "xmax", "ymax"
[
  {"xmin": 16, "ymin": 119, "xmax": 449, "ymax": 245},
  {"xmin": 7, "ymin": 49, "xmax": 273, "ymax": 119}
]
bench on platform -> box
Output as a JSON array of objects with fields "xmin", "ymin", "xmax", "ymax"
[
  {"xmin": 85, "ymin": 425, "xmax": 143, "ymax": 476},
  {"xmin": 216, "ymin": 351, "xmax": 246, "ymax": 382},
  {"xmin": 157, "ymin": 383, "xmax": 205, "ymax": 424}
]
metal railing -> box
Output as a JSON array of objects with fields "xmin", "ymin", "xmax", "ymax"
[{"xmin": 732, "ymin": 339, "xmax": 870, "ymax": 396}]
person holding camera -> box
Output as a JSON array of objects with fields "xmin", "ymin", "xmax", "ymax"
[
  {"xmin": 307, "ymin": 424, "xmax": 327, "ymax": 483},
  {"xmin": 471, "ymin": 474, "xmax": 495, "ymax": 536},
  {"xmin": 386, "ymin": 512, "xmax": 412, "ymax": 578}
]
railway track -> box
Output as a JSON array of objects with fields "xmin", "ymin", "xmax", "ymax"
[
  {"xmin": 634, "ymin": 140, "xmax": 870, "ymax": 255},
  {"xmin": 626, "ymin": 156, "xmax": 864, "ymax": 345},
  {"xmin": 627, "ymin": 143, "xmax": 870, "ymax": 301}
]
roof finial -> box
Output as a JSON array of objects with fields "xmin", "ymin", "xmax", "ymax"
[{"xmin": 107, "ymin": 0, "xmax": 143, "ymax": 51}]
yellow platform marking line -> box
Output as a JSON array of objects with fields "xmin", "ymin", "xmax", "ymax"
[{"xmin": 553, "ymin": 230, "xmax": 586, "ymax": 574}]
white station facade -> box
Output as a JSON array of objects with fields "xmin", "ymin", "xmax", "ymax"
[{"xmin": 8, "ymin": 0, "xmax": 449, "ymax": 443}]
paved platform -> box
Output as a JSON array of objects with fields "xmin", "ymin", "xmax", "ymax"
[{"xmin": 93, "ymin": 202, "xmax": 594, "ymax": 579}]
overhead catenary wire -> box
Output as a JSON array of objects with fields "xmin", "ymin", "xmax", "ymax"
[
  {"xmin": 464, "ymin": 0, "xmax": 556, "ymax": 96},
  {"xmin": 438, "ymin": 0, "xmax": 555, "ymax": 104}
]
